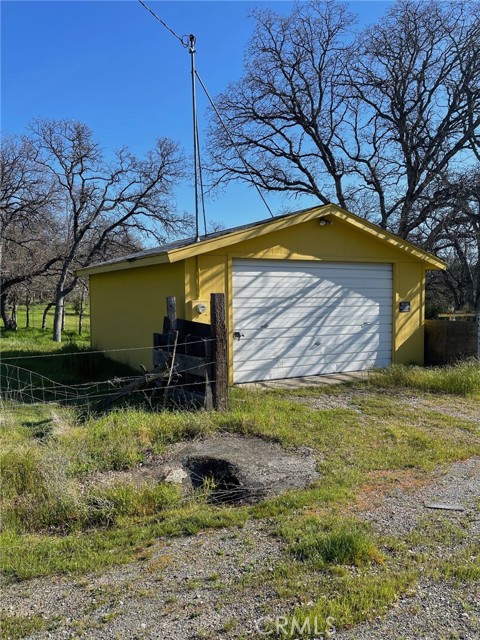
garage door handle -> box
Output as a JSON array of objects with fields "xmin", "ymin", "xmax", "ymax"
[{"xmin": 233, "ymin": 331, "xmax": 244, "ymax": 341}]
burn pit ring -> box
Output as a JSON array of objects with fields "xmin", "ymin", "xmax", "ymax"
[{"xmin": 184, "ymin": 456, "xmax": 254, "ymax": 504}]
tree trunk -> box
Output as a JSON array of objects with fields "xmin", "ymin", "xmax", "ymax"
[
  {"xmin": 53, "ymin": 269, "xmax": 70, "ymax": 343},
  {"xmin": 11, "ymin": 295, "xmax": 18, "ymax": 331},
  {"xmin": 25, "ymin": 295, "xmax": 31, "ymax": 328},
  {"xmin": 0, "ymin": 291, "xmax": 17, "ymax": 330},
  {"xmin": 42, "ymin": 302, "xmax": 53, "ymax": 330},
  {"xmin": 53, "ymin": 294, "xmax": 64, "ymax": 342}
]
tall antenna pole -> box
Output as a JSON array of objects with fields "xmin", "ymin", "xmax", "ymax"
[{"xmin": 189, "ymin": 34, "xmax": 200, "ymax": 242}]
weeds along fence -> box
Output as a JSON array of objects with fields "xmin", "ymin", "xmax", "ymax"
[{"xmin": 0, "ymin": 293, "xmax": 229, "ymax": 414}]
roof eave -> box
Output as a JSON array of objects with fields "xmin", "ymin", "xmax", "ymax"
[
  {"xmin": 327, "ymin": 205, "xmax": 447, "ymax": 270},
  {"xmin": 77, "ymin": 205, "xmax": 332, "ymax": 276},
  {"xmin": 77, "ymin": 251, "xmax": 171, "ymax": 276}
]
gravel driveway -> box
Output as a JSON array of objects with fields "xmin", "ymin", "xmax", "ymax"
[
  {"xmin": 336, "ymin": 457, "xmax": 480, "ymax": 640},
  {"xmin": 2, "ymin": 458, "xmax": 479, "ymax": 640}
]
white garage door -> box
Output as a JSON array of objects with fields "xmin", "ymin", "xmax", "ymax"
[{"xmin": 232, "ymin": 260, "xmax": 393, "ymax": 383}]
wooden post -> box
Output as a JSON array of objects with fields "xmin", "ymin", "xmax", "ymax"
[
  {"xmin": 166, "ymin": 295, "xmax": 178, "ymax": 356},
  {"xmin": 166, "ymin": 296, "xmax": 177, "ymax": 332},
  {"xmin": 211, "ymin": 293, "xmax": 228, "ymax": 411}
]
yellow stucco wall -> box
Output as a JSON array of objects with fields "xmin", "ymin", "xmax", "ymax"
[
  {"xmin": 89, "ymin": 262, "xmax": 185, "ymax": 370},
  {"xmin": 394, "ymin": 262, "xmax": 425, "ymax": 364},
  {"xmin": 88, "ymin": 217, "xmax": 432, "ymax": 377}
]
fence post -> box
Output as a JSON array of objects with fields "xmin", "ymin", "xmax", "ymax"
[
  {"xmin": 166, "ymin": 295, "xmax": 177, "ymax": 354},
  {"xmin": 166, "ymin": 296, "xmax": 177, "ymax": 332},
  {"xmin": 477, "ymin": 316, "xmax": 480, "ymax": 358},
  {"xmin": 211, "ymin": 293, "xmax": 228, "ymax": 411}
]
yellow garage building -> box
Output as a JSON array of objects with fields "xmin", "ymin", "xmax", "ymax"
[{"xmin": 79, "ymin": 204, "xmax": 445, "ymax": 383}]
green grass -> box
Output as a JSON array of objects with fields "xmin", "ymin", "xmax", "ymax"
[
  {"xmin": 404, "ymin": 515, "xmax": 480, "ymax": 584},
  {"xmin": 1, "ymin": 334, "xmax": 479, "ymax": 635},
  {"xmin": 368, "ymin": 360, "xmax": 480, "ymax": 397},
  {"xmin": 286, "ymin": 518, "xmax": 382, "ymax": 567},
  {"xmin": 438, "ymin": 544, "xmax": 480, "ymax": 582},
  {"xmin": 0, "ymin": 339, "xmax": 134, "ymax": 388},
  {"xmin": 0, "ymin": 441, "xmax": 183, "ymax": 533},
  {"xmin": 0, "ymin": 612, "xmax": 50, "ymax": 639},
  {"xmin": 262, "ymin": 508, "xmax": 479, "ymax": 637},
  {"xmin": 0, "ymin": 506, "xmax": 249, "ymax": 580},
  {"xmin": 281, "ymin": 569, "xmax": 416, "ymax": 638},
  {"xmin": 1, "ymin": 385, "xmax": 478, "ymax": 582},
  {"xmin": 0, "ymin": 303, "xmax": 134, "ymax": 387},
  {"xmin": 3, "ymin": 302, "xmax": 90, "ymax": 335}
]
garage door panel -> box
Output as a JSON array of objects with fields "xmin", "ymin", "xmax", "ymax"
[
  {"xmin": 242, "ymin": 322, "xmax": 391, "ymax": 338},
  {"xmin": 233, "ymin": 334, "xmax": 392, "ymax": 362},
  {"xmin": 234, "ymin": 332, "xmax": 392, "ymax": 357},
  {"xmin": 234, "ymin": 328, "xmax": 391, "ymax": 354},
  {"xmin": 235, "ymin": 271, "xmax": 393, "ymax": 282},
  {"xmin": 234, "ymin": 279, "xmax": 392, "ymax": 295},
  {"xmin": 234, "ymin": 338, "xmax": 392, "ymax": 364},
  {"xmin": 234, "ymin": 263, "xmax": 392, "ymax": 278},
  {"xmin": 234, "ymin": 271, "xmax": 393, "ymax": 285},
  {"xmin": 236, "ymin": 309, "xmax": 392, "ymax": 331},
  {"xmin": 234, "ymin": 352, "xmax": 392, "ymax": 383},
  {"xmin": 236, "ymin": 348, "xmax": 392, "ymax": 371},
  {"xmin": 235, "ymin": 303, "xmax": 391, "ymax": 319},
  {"xmin": 234, "ymin": 291, "xmax": 393, "ymax": 306},
  {"xmin": 237, "ymin": 305, "xmax": 391, "ymax": 324},
  {"xmin": 235, "ymin": 329, "xmax": 392, "ymax": 349},
  {"xmin": 233, "ymin": 260, "xmax": 393, "ymax": 383}
]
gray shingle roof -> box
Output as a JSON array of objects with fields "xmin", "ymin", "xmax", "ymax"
[{"xmin": 84, "ymin": 206, "xmax": 319, "ymax": 269}]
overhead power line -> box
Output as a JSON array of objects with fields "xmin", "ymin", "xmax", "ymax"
[
  {"xmin": 137, "ymin": 0, "xmax": 188, "ymax": 48},
  {"xmin": 137, "ymin": 0, "xmax": 274, "ymax": 222},
  {"xmin": 195, "ymin": 71, "xmax": 274, "ymax": 218}
]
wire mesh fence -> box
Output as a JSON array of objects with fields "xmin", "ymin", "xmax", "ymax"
[
  {"xmin": 0, "ymin": 362, "xmax": 139, "ymax": 409},
  {"xmin": 0, "ymin": 348, "xmax": 218, "ymax": 415}
]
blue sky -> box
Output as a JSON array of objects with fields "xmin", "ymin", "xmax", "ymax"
[{"xmin": 2, "ymin": 0, "xmax": 392, "ymax": 236}]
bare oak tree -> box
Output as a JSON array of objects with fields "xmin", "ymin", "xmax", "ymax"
[
  {"xmin": 347, "ymin": 0, "xmax": 480, "ymax": 236},
  {"xmin": 26, "ymin": 119, "xmax": 190, "ymax": 342},
  {"xmin": 0, "ymin": 135, "xmax": 59, "ymax": 329},
  {"xmin": 208, "ymin": 0, "xmax": 480, "ymax": 240},
  {"xmin": 426, "ymin": 169, "xmax": 480, "ymax": 314},
  {"xmin": 208, "ymin": 0, "xmax": 355, "ymax": 207}
]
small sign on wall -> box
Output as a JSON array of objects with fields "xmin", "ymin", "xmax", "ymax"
[{"xmin": 399, "ymin": 301, "xmax": 411, "ymax": 313}]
